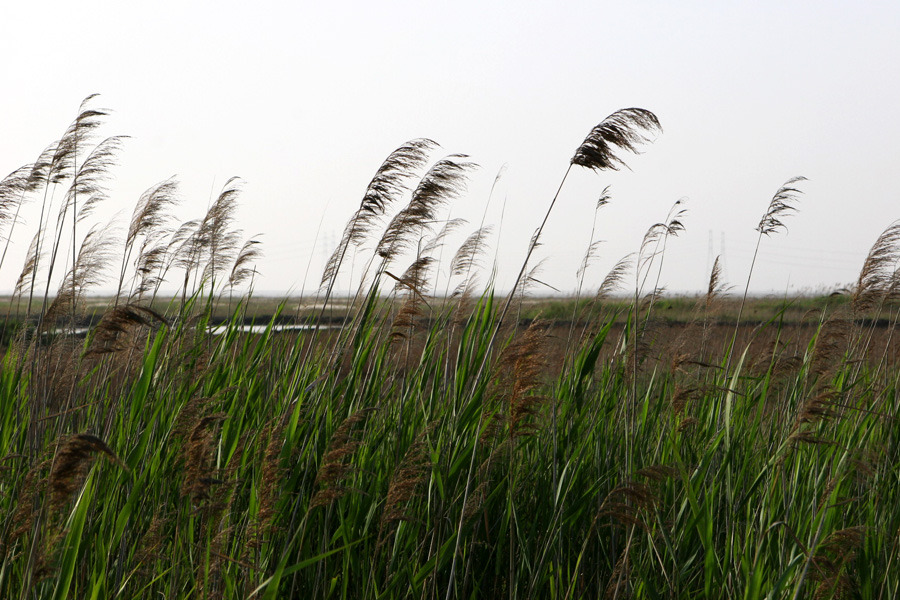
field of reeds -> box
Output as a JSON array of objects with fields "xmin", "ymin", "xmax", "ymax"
[{"xmin": 2, "ymin": 97, "xmax": 900, "ymax": 599}]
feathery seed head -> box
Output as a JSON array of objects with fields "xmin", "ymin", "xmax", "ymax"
[{"xmin": 571, "ymin": 108, "xmax": 661, "ymax": 171}]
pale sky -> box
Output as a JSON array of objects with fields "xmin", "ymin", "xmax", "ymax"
[{"xmin": 1, "ymin": 1, "xmax": 898, "ymax": 297}]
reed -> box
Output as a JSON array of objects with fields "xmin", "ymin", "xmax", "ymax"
[{"xmin": 1, "ymin": 98, "xmax": 898, "ymax": 600}]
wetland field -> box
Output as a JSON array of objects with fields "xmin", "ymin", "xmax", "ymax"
[{"xmin": 2, "ymin": 99, "xmax": 900, "ymax": 599}]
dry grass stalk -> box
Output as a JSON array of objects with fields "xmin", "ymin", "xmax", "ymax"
[{"xmin": 310, "ymin": 408, "xmax": 376, "ymax": 509}]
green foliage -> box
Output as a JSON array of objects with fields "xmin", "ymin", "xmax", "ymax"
[{"xmin": 1, "ymin": 285, "xmax": 898, "ymax": 599}]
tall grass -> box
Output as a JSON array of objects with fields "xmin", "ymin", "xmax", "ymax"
[{"xmin": 1, "ymin": 98, "xmax": 899, "ymax": 600}]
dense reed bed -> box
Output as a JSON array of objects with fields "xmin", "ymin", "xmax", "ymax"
[{"xmin": 2, "ymin": 98, "xmax": 900, "ymax": 599}]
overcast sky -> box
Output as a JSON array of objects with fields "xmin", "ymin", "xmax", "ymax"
[{"xmin": 1, "ymin": 0, "xmax": 898, "ymax": 297}]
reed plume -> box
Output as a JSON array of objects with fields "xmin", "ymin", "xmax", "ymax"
[
  {"xmin": 0, "ymin": 156, "xmax": 53, "ymax": 272},
  {"xmin": 117, "ymin": 177, "xmax": 180, "ymax": 302},
  {"xmin": 13, "ymin": 233, "xmax": 40, "ymax": 304},
  {"xmin": 376, "ymin": 155, "xmax": 475, "ymax": 262},
  {"xmin": 49, "ymin": 433, "xmax": 126, "ymax": 509},
  {"xmin": 756, "ymin": 176, "xmax": 806, "ymax": 236},
  {"xmin": 130, "ymin": 243, "xmax": 170, "ymax": 301},
  {"xmin": 52, "ymin": 97, "xmax": 111, "ymax": 318},
  {"xmin": 0, "ymin": 166, "xmax": 31, "ymax": 238},
  {"xmin": 40, "ymin": 225, "xmax": 116, "ymax": 330},
  {"xmin": 492, "ymin": 108, "xmax": 660, "ymax": 344},
  {"xmin": 810, "ymin": 526, "xmax": 864, "ymax": 599},
  {"xmin": 26, "ymin": 96, "xmax": 107, "ymax": 320},
  {"xmin": 389, "ymin": 256, "xmax": 434, "ymax": 342},
  {"xmin": 576, "ymin": 185, "xmax": 613, "ymax": 287},
  {"xmin": 173, "ymin": 178, "xmax": 243, "ymax": 301},
  {"xmin": 809, "ymin": 315, "xmax": 850, "ymax": 377},
  {"xmin": 321, "ymin": 139, "xmax": 437, "ymax": 289},
  {"xmin": 25, "ymin": 143, "xmax": 55, "ymax": 189},
  {"xmin": 577, "ymin": 240, "xmax": 604, "ymax": 285},
  {"xmin": 310, "ymin": 408, "xmax": 375, "ymax": 509},
  {"xmin": 126, "ymin": 178, "xmax": 180, "ymax": 250},
  {"xmin": 168, "ymin": 217, "xmax": 201, "ymax": 285},
  {"xmin": 48, "ymin": 95, "xmax": 108, "ymax": 186},
  {"xmin": 498, "ymin": 319, "xmax": 550, "ymax": 439},
  {"xmin": 729, "ymin": 177, "xmax": 806, "ymax": 378},
  {"xmin": 180, "ymin": 413, "xmax": 228, "ymax": 503},
  {"xmin": 450, "ymin": 225, "xmax": 493, "ymax": 297},
  {"xmin": 199, "ymin": 176, "xmax": 244, "ymax": 286},
  {"xmin": 4, "ymin": 457, "xmax": 51, "ymax": 548},
  {"xmin": 378, "ymin": 423, "xmax": 435, "ymax": 546},
  {"xmin": 84, "ymin": 303, "xmax": 168, "ymax": 356},
  {"xmin": 228, "ymin": 236, "xmax": 263, "ymax": 289},
  {"xmin": 66, "ymin": 135, "xmax": 126, "ymax": 224},
  {"xmin": 706, "ymin": 255, "xmax": 726, "ymax": 311},
  {"xmin": 851, "ymin": 220, "xmax": 900, "ymax": 313},
  {"xmin": 131, "ymin": 509, "xmax": 170, "ymax": 581},
  {"xmin": 421, "ymin": 217, "xmax": 467, "ymax": 258},
  {"xmin": 571, "ymin": 108, "xmax": 662, "ymax": 171},
  {"xmin": 597, "ymin": 254, "xmax": 634, "ymax": 300},
  {"xmin": 246, "ymin": 419, "xmax": 286, "ymax": 552}
]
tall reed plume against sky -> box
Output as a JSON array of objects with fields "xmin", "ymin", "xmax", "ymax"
[{"xmin": 0, "ymin": 1, "xmax": 898, "ymax": 294}]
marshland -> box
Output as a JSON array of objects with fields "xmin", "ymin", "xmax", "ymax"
[{"xmin": 2, "ymin": 97, "xmax": 900, "ymax": 600}]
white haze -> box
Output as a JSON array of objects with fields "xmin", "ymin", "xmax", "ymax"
[{"xmin": 1, "ymin": 0, "xmax": 898, "ymax": 298}]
